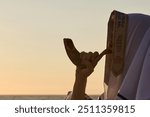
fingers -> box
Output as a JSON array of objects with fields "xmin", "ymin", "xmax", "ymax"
[
  {"xmin": 87, "ymin": 52, "xmax": 92, "ymax": 61},
  {"xmin": 80, "ymin": 51, "xmax": 86, "ymax": 60},
  {"xmin": 79, "ymin": 52, "xmax": 93, "ymax": 70},
  {"xmin": 77, "ymin": 49, "xmax": 112, "ymax": 78},
  {"xmin": 79, "ymin": 49, "xmax": 111, "ymax": 69},
  {"xmin": 80, "ymin": 51, "xmax": 92, "ymax": 61},
  {"xmin": 80, "ymin": 51, "xmax": 99, "ymax": 68},
  {"xmin": 78, "ymin": 51, "xmax": 108, "ymax": 78}
]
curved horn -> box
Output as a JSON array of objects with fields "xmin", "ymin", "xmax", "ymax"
[{"xmin": 63, "ymin": 38, "xmax": 81, "ymax": 66}]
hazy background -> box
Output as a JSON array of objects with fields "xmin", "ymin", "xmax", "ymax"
[{"xmin": 0, "ymin": 0, "xmax": 150, "ymax": 95}]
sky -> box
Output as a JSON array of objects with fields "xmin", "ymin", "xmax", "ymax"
[{"xmin": 0, "ymin": 0, "xmax": 150, "ymax": 95}]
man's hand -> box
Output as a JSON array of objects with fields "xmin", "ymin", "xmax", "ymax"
[
  {"xmin": 72, "ymin": 49, "xmax": 111, "ymax": 100},
  {"xmin": 76, "ymin": 49, "xmax": 111, "ymax": 80},
  {"xmin": 76, "ymin": 51, "xmax": 99, "ymax": 79}
]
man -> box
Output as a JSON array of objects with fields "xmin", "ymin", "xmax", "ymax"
[{"xmin": 64, "ymin": 10, "xmax": 150, "ymax": 100}]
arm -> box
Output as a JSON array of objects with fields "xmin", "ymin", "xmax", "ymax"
[
  {"xmin": 71, "ymin": 49, "xmax": 111, "ymax": 100},
  {"xmin": 71, "ymin": 73, "xmax": 87, "ymax": 100}
]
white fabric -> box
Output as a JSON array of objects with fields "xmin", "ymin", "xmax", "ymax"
[{"xmin": 118, "ymin": 14, "xmax": 150, "ymax": 100}]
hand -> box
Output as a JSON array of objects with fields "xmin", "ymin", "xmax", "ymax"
[
  {"xmin": 72, "ymin": 49, "xmax": 111, "ymax": 99},
  {"xmin": 76, "ymin": 49, "xmax": 112, "ymax": 80},
  {"xmin": 76, "ymin": 51, "xmax": 99, "ymax": 79}
]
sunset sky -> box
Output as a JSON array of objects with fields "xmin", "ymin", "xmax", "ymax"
[{"xmin": 0, "ymin": 0, "xmax": 150, "ymax": 95}]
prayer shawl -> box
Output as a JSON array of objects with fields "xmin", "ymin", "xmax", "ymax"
[
  {"xmin": 65, "ymin": 10, "xmax": 150, "ymax": 100},
  {"xmin": 104, "ymin": 10, "xmax": 150, "ymax": 100}
]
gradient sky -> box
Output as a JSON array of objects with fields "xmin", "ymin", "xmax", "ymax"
[{"xmin": 0, "ymin": 0, "xmax": 150, "ymax": 95}]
